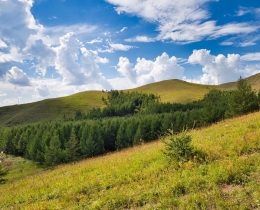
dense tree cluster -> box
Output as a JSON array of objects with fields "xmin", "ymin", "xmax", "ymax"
[{"xmin": 0, "ymin": 78, "xmax": 259, "ymax": 166}]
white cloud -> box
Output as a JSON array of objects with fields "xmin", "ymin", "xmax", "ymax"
[
  {"xmin": 211, "ymin": 23, "xmax": 257, "ymax": 39},
  {"xmin": 236, "ymin": 6, "xmax": 260, "ymax": 17},
  {"xmin": 244, "ymin": 64, "xmax": 260, "ymax": 75},
  {"xmin": 25, "ymin": 39, "xmax": 56, "ymax": 76},
  {"xmin": 106, "ymin": 0, "xmax": 259, "ymax": 44},
  {"xmin": 0, "ymin": 39, "xmax": 7, "ymax": 49},
  {"xmin": 116, "ymin": 52, "xmax": 184, "ymax": 86},
  {"xmin": 0, "ymin": 0, "xmax": 98, "ymax": 79},
  {"xmin": 188, "ymin": 49, "xmax": 242, "ymax": 84},
  {"xmin": 109, "ymin": 42, "xmax": 134, "ymax": 51},
  {"xmin": 239, "ymin": 42, "xmax": 257, "ymax": 47},
  {"xmin": 117, "ymin": 27, "xmax": 128, "ymax": 33},
  {"xmin": 4, "ymin": 66, "xmax": 31, "ymax": 86},
  {"xmin": 220, "ymin": 41, "xmax": 233, "ymax": 46},
  {"xmin": 241, "ymin": 53, "xmax": 260, "ymax": 61},
  {"xmin": 125, "ymin": 35, "xmax": 154, "ymax": 42},
  {"xmin": 0, "ymin": 91, "xmax": 7, "ymax": 97},
  {"xmin": 0, "ymin": 0, "xmax": 45, "ymax": 74},
  {"xmin": 3, "ymin": 98, "xmax": 17, "ymax": 106},
  {"xmin": 87, "ymin": 38, "xmax": 103, "ymax": 44},
  {"xmin": 98, "ymin": 42, "xmax": 135, "ymax": 53},
  {"xmin": 54, "ymin": 32, "xmax": 112, "ymax": 89},
  {"xmin": 117, "ymin": 57, "xmax": 136, "ymax": 83},
  {"xmin": 33, "ymin": 83, "xmax": 50, "ymax": 98}
]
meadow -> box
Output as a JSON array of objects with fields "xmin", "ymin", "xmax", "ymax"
[{"xmin": 1, "ymin": 111, "xmax": 260, "ymax": 209}]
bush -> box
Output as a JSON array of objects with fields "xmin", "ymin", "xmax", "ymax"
[{"xmin": 163, "ymin": 130, "xmax": 195, "ymax": 162}]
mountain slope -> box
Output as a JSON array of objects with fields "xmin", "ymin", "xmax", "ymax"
[
  {"xmin": 1, "ymin": 111, "xmax": 260, "ymax": 209},
  {"xmin": 0, "ymin": 73, "xmax": 259, "ymax": 127}
]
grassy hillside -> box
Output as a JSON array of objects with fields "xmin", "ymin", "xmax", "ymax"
[
  {"xmin": 1, "ymin": 111, "xmax": 260, "ymax": 209},
  {"xmin": 0, "ymin": 73, "xmax": 259, "ymax": 127},
  {"xmin": 0, "ymin": 91, "xmax": 107, "ymax": 127}
]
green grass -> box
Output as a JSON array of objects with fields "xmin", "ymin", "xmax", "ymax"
[
  {"xmin": 0, "ymin": 91, "xmax": 107, "ymax": 127},
  {"xmin": 0, "ymin": 73, "xmax": 260, "ymax": 127},
  {"xmin": 1, "ymin": 156, "xmax": 43, "ymax": 183},
  {"xmin": 1, "ymin": 111, "xmax": 260, "ymax": 209}
]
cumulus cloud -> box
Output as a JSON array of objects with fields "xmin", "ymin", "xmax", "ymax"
[
  {"xmin": 25, "ymin": 39, "xmax": 56, "ymax": 76},
  {"xmin": 0, "ymin": 0, "xmax": 49, "ymax": 75},
  {"xmin": 4, "ymin": 66, "xmax": 31, "ymax": 86},
  {"xmin": 116, "ymin": 52, "xmax": 184, "ymax": 86},
  {"xmin": 106, "ymin": 0, "xmax": 259, "ymax": 44},
  {"xmin": 188, "ymin": 49, "xmax": 242, "ymax": 84},
  {"xmin": 117, "ymin": 57, "xmax": 136, "ymax": 83},
  {"xmin": 54, "ymin": 32, "xmax": 112, "ymax": 89}
]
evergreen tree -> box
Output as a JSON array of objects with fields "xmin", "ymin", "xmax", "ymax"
[
  {"xmin": 65, "ymin": 129, "xmax": 80, "ymax": 162},
  {"xmin": 28, "ymin": 130, "xmax": 44, "ymax": 163},
  {"xmin": 116, "ymin": 121, "xmax": 128, "ymax": 149},
  {"xmin": 44, "ymin": 131, "xmax": 63, "ymax": 166},
  {"xmin": 227, "ymin": 77, "xmax": 259, "ymax": 116},
  {"xmin": 84, "ymin": 122, "xmax": 104, "ymax": 157}
]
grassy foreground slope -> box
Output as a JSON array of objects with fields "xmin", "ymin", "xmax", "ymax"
[{"xmin": 1, "ymin": 112, "xmax": 260, "ymax": 209}]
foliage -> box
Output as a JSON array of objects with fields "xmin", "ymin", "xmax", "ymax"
[
  {"xmin": 163, "ymin": 129, "xmax": 195, "ymax": 162},
  {"xmin": 226, "ymin": 77, "xmax": 259, "ymax": 116},
  {"xmin": 64, "ymin": 129, "xmax": 80, "ymax": 162}
]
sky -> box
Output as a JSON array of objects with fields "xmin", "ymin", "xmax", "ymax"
[{"xmin": 1, "ymin": 0, "xmax": 260, "ymax": 106}]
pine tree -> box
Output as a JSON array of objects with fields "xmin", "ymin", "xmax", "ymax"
[
  {"xmin": 116, "ymin": 121, "xmax": 128, "ymax": 149},
  {"xmin": 227, "ymin": 77, "xmax": 259, "ymax": 116},
  {"xmin": 44, "ymin": 131, "xmax": 63, "ymax": 166},
  {"xmin": 85, "ymin": 122, "xmax": 104, "ymax": 157},
  {"xmin": 65, "ymin": 129, "xmax": 80, "ymax": 162}
]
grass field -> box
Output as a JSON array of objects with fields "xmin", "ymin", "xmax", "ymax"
[{"xmin": 1, "ymin": 111, "xmax": 260, "ymax": 209}]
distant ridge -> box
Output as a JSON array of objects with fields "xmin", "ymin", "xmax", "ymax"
[{"xmin": 0, "ymin": 73, "xmax": 259, "ymax": 127}]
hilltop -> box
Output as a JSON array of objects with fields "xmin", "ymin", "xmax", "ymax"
[
  {"xmin": 0, "ymin": 73, "xmax": 260, "ymax": 127},
  {"xmin": 1, "ymin": 111, "xmax": 260, "ymax": 209}
]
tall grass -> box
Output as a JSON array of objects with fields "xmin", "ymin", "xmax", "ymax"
[{"xmin": 0, "ymin": 112, "xmax": 260, "ymax": 209}]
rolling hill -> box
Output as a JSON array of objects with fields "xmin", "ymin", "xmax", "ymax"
[
  {"xmin": 0, "ymin": 73, "xmax": 260, "ymax": 127},
  {"xmin": 1, "ymin": 111, "xmax": 260, "ymax": 209}
]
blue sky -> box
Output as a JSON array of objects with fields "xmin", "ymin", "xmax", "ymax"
[{"xmin": 1, "ymin": 0, "xmax": 260, "ymax": 106}]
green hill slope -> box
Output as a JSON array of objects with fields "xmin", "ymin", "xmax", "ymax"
[
  {"xmin": 0, "ymin": 91, "xmax": 107, "ymax": 127},
  {"xmin": 1, "ymin": 111, "xmax": 260, "ymax": 209},
  {"xmin": 0, "ymin": 73, "xmax": 259, "ymax": 127}
]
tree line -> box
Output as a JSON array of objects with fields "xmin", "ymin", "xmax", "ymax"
[{"xmin": 0, "ymin": 77, "xmax": 259, "ymax": 166}]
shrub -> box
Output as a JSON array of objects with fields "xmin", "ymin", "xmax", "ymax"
[{"xmin": 163, "ymin": 130, "xmax": 195, "ymax": 162}]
